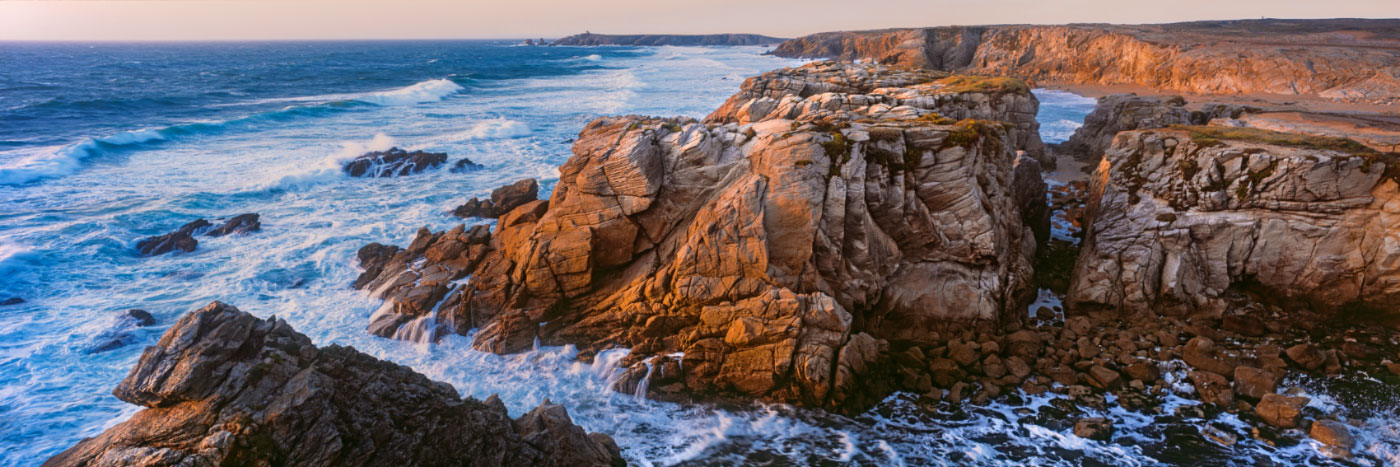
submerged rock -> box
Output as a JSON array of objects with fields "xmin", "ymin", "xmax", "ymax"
[
  {"xmin": 204, "ymin": 213, "xmax": 260, "ymax": 236},
  {"xmin": 1255, "ymin": 393, "xmax": 1309, "ymax": 428},
  {"xmin": 122, "ymin": 309, "xmax": 156, "ymax": 327},
  {"xmin": 343, "ymin": 147, "xmax": 448, "ymax": 177},
  {"xmin": 1073, "ymin": 417, "xmax": 1113, "ymax": 441},
  {"xmin": 134, "ymin": 219, "xmax": 208, "ymax": 256},
  {"xmin": 451, "ymin": 157, "xmax": 484, "ymax": 172},
  {"xmin": 46, "ymin": 302, "xmax": 624, "ymax": 466},
  {"xmin": 1, "ymin": 297, "xmax": 23, "ymax": 306}
]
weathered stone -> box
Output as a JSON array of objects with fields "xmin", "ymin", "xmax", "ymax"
[
  {"xmin": 204, "ymin": 213, "xmax": 261, "ymax": 237},
  {"xmin": 1189, "ymin": 371, "xmax": 1234, "ymax": 406},
  {"xmin": 1087, "ymin": 365, "xmax": 1121, "ymax": 389},
  {"xmin": 1286, "ymin": 343, "xmax": 1328, "ymax": 371},
  {"xmin": 1073, "ymin": 417, "xmax": 1114, "ymax": 441},
  {"xmin": 343, "ymin": 147, "xmax": 448, "ymax": 177},
  {"xmin": 1233, "ymin": 367, "xmax": 1281, "ymax": 401},
  {"xmin": 1124, "ymin": 362, "xmax": 1158, "ymax": 382},
  {"xmin": 1255, "ymin": 393, "xmax": 1309, "ymax": 428},
  {"xmin": 44, "ymin": 302, "xmax": 623, "ymax": 467},
  {"xmin": 1181, "ymin": 337, "xmax": 1238, "ymax": 376},
  {"xmin": 1309, "ymin": 419, "xmax": 1356, "ymax": 452}
]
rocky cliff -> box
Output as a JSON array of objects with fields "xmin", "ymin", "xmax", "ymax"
[
  {"xmin": 771, "ymin": 19, "xmax": 1400, "ymax": 104},
  {"xmin": 45, "ymin": 302, "xmax": 624, "ymax": 467},
  {"xmin": 353, "ymin": 62, "xmax": 1048, "ymax": 412},
  {"xmin": 1057, "ymin": 94, "xmax": 1257, "ymax": 158},
  {"xmin": 1068, "ymin": 126, "xmax": 1400, "ymax": 319},
  {"xmin": 552, "ymin": 33, "xmax": 786, "ymax": 46}
]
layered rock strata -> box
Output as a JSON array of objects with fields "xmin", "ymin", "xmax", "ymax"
[
  {"xmin": 1057, "ymin": 94, "xmax": 1257, "ymax": 158},
  {"xmin": 45, "ymin": 302, "xmax": 623, "ymax": 467},
  {"xmin": 454, "ymin": 178, "xmax": 541, "ymax": 219},
  {"xmin": 706, "ymin": 61, "xmax": 1047, "ymax": 164},
  {"xmin": 771, "ymin": 19, "xmax": 1400, "ymax": 104},
  {"xmin": 354, "ymin": 62, "xmax": 1048, "ymax": 411},
  {"xmin": 1068, "ymin": 126, "xmax": 1400, "ymax": 319},
  {"xmin": 552, "ymin": 33, "xmax": 786, "ymax": 46}
]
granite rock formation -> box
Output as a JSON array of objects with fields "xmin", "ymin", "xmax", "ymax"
[
  {"xmin": 354, "ymin": 62, "xmax": 1048, "ymax": 411},
  {"xmin": 706, "ymin": 61, "xmax": 1047, "ymax": 164},
  {"xmin": 1057, "ymin": 94, "xmax": 1257, "ymax": 158},
  {"xmin": 771, "ymin": 19, "xmax": 1400, "ymax": 104},
  {"xmin": 453, "ymin": 178, "xmax": 541, "ymax": 219},
  {"xmin": 1068, "ymin": 126, "xmax": 1400, "ymax": 319},
  {"xmin": 343, "ymin": 147, "xmax": 449, "ymax": 177},
  {"xmin": 45, "ymin": 302, "xmax": 624, "ymax": 467}
]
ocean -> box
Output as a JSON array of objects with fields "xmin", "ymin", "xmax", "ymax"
[{"xmin": 0, "ymin": 41, "xmax": 1391, "ymax": 466}]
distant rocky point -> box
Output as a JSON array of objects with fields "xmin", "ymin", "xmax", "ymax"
[
  {"xmin": 771, "ymin": 19, "xmax": 1400, "ymax": 104},
  {"xmin": 551, "ymin": 32, "xmax": 787, "ymax": 46}
]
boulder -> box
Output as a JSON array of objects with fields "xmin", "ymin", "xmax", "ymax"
[
  {"xmin": 343, "ymin": 147, "xmax": 448, "ymax": 177},
  {"xmin": 134, "ymin": 219, "xmax": 208, "ymax": 256},
  {"xmin": 0, "ymin": 297, "xmax": 22, "ymax": 306},
  {"xmin": 1255, "ymin": 393, "xmax": 1309, "ymax": 428},
  {"xmin": 1068, "ymin": 127, "xmax": 1400, "ymax": 322},
  {"xmin": 1309, "ymin": 419, "xmax": 1356, "ymax": 452},
  {"xmin": 1073, "ymin": 417, "xmax": 1114, "ymax": 441},
  {"xmin": 1232, "ymin": 366, "xmax": 1281, "ymax": 401},
  {"xmin": 122, "ymin": 309, "xmax": 156, "ymax": 327},
  {"xmin": 1181, "ymin": 337, "xmax": 1238, "ymax": 376},
  {"xmin": 1285, "ymin": 343, "xmax": 1328, "ymax": 371},
  {"xmin": 1188, "ymin": 371, "xmax": 1234, "ymax": 406},
  {"xmin": 451, "ymin": 157, "xmax": 484, "ymax": 172},
  {"xmin": 45, "ymin": 302, "xmax": 623, "ymax": 467}
]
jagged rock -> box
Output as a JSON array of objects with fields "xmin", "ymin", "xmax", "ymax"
[
  {"xmin": 134, "ymin": 219, "xmax": 208, "ymax": 256},
  {"xmin": 1182, "ymin": 337, "xmax": 1238, "ymax": 376},
  {"xmin": 45, "ymin": 302, "xmax": 623, "ymax": 467},
  {"xmin": 204, "ymin": 213, "xmax": 260, "ymax": 237},
  {"xmin": 472, "ymin": 310, "xmax": 539, "ymax": 354},
  {"xmin": 1233, "ymin": 366, "xmax": 1281, "ymax": 401},
  {"xmin": 1068, "ymin": 127, "xmax": 1400, "ymax": 322},
  {"xmin": 453, "ymin": 179, "xmax": 540, "ymax": 219},
  {"xmin": 1189, "ymin": 370, "xmax": 1235, "ymax": 406},
  {"xmin": 0, "ymin": 297, "xmax": 22, "ymax": 306},
  {"xmin": 354, "ymin": 63, "xmax": 1046, "ymax": 411},
  {"xmin": 343, "ymin": 147, "xmax": 448, "ymax": 177},
  {"xmin": 1255, "ymin": 393, "xmax": 1309, "ymax": 428},
  {"xmin": 1059, "ymin": 94, "xmax": 1197, "ymax": 157},
  {"xmin": 771, "ymin": 20, "xmax": 1400, "ymax": 105},
  {"xmin": 1073, "ymin": 417, "xmax": 1114, "ymax": 441},
  {"xmin": 706, "ymin": 61, "xmax": 1047, "ymax": 164}
]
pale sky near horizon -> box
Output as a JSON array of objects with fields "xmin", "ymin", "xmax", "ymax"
[{"xmin": 1, "ymin": 0, "xmax": 1398, "ymax": 41}]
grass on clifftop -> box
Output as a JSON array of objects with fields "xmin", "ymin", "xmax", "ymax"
[
  {"xmin": 1169, "ymin": 125, "xmax": 1375, "ymax": 155},
  {"xmin": 933, "ymin": 75, "xmax": 1031, "ymax": 95}
]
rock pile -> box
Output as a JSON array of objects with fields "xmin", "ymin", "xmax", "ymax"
[
  {"xmin": 135, "ymin": 214, "xmax": 261, "ymax": 256},
  {"xmin": 343, "ymin": 147, "xmax": 451, "ymax": 177}
]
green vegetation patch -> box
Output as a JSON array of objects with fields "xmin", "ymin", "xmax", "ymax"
[
  {"xmin": 1169, "ymin": 125, "xmax": 1375, "ymax": 155},
  {"xmin": 933, "ymin": 75, "xmax": 1031, "ymax": 95}
]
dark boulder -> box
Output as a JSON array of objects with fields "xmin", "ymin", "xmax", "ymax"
[
  {"xmin": 343, "ymin": 147, "xmax": 448, "ymax": 177},
  {"xmin": 46, "ymin": 302, "xmax": 625, "ymax": 466},
  {"xmin": 205, "ymin": 213, "xmax": 260, "ymax": 236},
  {"xmin": 135, "ymin": 228, "xmax": 200, "ymax": 256},
  {"xmin": 123, "ymin": 309, "xmax": 156, "ymax": 327},
  {"xmin": 451, "ymin": 157, "xmax": 484, "ymax": 172},
  {"xmin": 1, "ymin": 297, "xmax": 23, "ymax": 306}
]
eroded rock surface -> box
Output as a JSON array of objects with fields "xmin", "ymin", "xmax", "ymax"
[
  {"xmin": 1057, "ymin": 94, "xmax": 1256, "ymax": 158},
  {"xmin": 343, "ymin": 147, "xmax": 448, "ymax": 177},
  {"xmin": 772, "ymin": 19, "xmax": 1400, "ymax": 104},
  {"xmin": 45, "ymin": 302, "xmax": 623, "ymax": 467},
  {"xmin": 1068, "ymin": 127, "xmax": 1400, "ymax": 320},
  {"xmin": 355, "ymin": 63, "xmax": 1047, "ymax": 411},
  {"xmin": 453, "ymin": 178, "xmax": 541, "ymax": 219},
  {"xmin": 135, "ymin": 214, "xmax": 262, "ymax": 256}
]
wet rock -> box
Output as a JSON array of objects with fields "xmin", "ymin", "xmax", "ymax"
[
  {"xmin": 204, "ymin": 213, "xmax": 260, "ymax": 236},
  {"xmin": 1005, "ymin": 331, "xmax": 1043, "ymax": 362},
  {"xmin": 451, "ymin": 157, "xmax": 484, "ymax": 172},
  {"xmin": 122, "ymin": 309, "xmax": 156, "ymax": 327},
  {"xmin": 1285, "ymin": 343, "xmax": 1327, "ymax": 371},
  {"xmin": 1073, "ymin": 417, "xmax": 1113, "ymax": 441},
  {"xmin": 1309, "ymin": 419, "xmax": 1356, "ymax": 454},
  {"xmin": 1123, "ymin": 362, "xmax": 1158, "ymax": 382},
  {"xmin": 453, "ymin": 178, "xmax": 540, "ymax": 219},
  {"xmin": 1005, "ymin": 356, "xmax": 1032, "ymax": 379},
  {"xmin": 1087, "ymin": 365, "xmax": 1121, "ymax": 389},
  {"xmin": 46, "ymin": 302, "xmax": 623, "ymax": 466},
  {"xmin": 1, "ymin": 297, "xmax": 24, "ymax": 306},
  {"xmin": 134, "ymin": 219, "xmax": 208, "ymax": 256},
  {"xmin": 343, "ymin": 147, "xmax": 448, "ymax": 177},
  {"xmin": 1220, "ymin": 314, "xmax": 1266, "ymax": 337},
  {"xmin": 1232, "ymin": 367, "xmax": 1280, "ymax": 401},
  {"xmin": 1182, "ymin": 337, "xmax": 1238, "ymax": 376},
  {"xmin": 1202, "ymin": 425, "xmax": 1238, "ymax": 447},
  {"xmin": 1255, "ymin": 393, "xmax": 1309, "ymax": 428},
  {"xmin": 1188, "ymin": 371, "xmax": 1234, "ymax": 406},
  {"xmin": 472, "ymin": 310, "xmax": 539, "ymax": 354}
]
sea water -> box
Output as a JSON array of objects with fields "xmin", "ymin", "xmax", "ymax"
[{"xmin": 0, "ymin": 42, "xmax": 1393, "ymax": 466}]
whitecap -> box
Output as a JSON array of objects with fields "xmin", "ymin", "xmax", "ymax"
[
  {"xmin": 355, "ymin": 79, "xmax": 464, "ymax": 106},
  {"xmin": 0, "ymin": 128, "xmax": 169, "ymax": 185},
  {"xmin": 452, "ymin": 117, "xmax": 531, "ymax": 141},
  {"xmin": 249, "ymin": 133, "xmax": 396, "ymax": 191}
]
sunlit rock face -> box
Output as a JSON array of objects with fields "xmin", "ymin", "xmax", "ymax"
[{"xmin": 353, "ymin": 62, "xmax": 1048, "ymax": 411}]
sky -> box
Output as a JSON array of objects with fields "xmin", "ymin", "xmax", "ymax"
[{"xmin": 1, "ymin": 0, "xmax": 1398, "ymax": 41}]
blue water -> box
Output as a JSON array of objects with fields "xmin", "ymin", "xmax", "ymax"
[{"xmin": 0, "ymin": 43, "xmax": 1390, "ymax": 466}]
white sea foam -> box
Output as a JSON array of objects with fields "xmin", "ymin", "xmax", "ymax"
[
  {"xmin": 251, "ymin": 133, "xmax": 397, "ymax": 191},
  {"xmin": 0, "ymin": 128, "xmax": 169, "ymax": 185},
  {"xmin": 355, "ymin": 79, "xmax": 464, "ymax": 106},
  {"xmin": 452, "ymin": 117, "xmax": 531, "ymax": 141}
]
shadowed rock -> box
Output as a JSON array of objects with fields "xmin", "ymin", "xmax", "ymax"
[
  {"xmin": 343, "ymin": 147, "xmax": 448, "ymax": 177},
  {"xmin": 453, "ymin": 179, "xmax": 540, "ymax": 219},
  {"xmin": 134, "ymin": 219, "xmax": 208, "ymax": 256},
  {"xmin": 204, "ymin": 213, "xmax": 260, "ymax": 236},
  {"xmin": 45, "ymin": 301, "xmax": 624, "ymax": 467}
]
